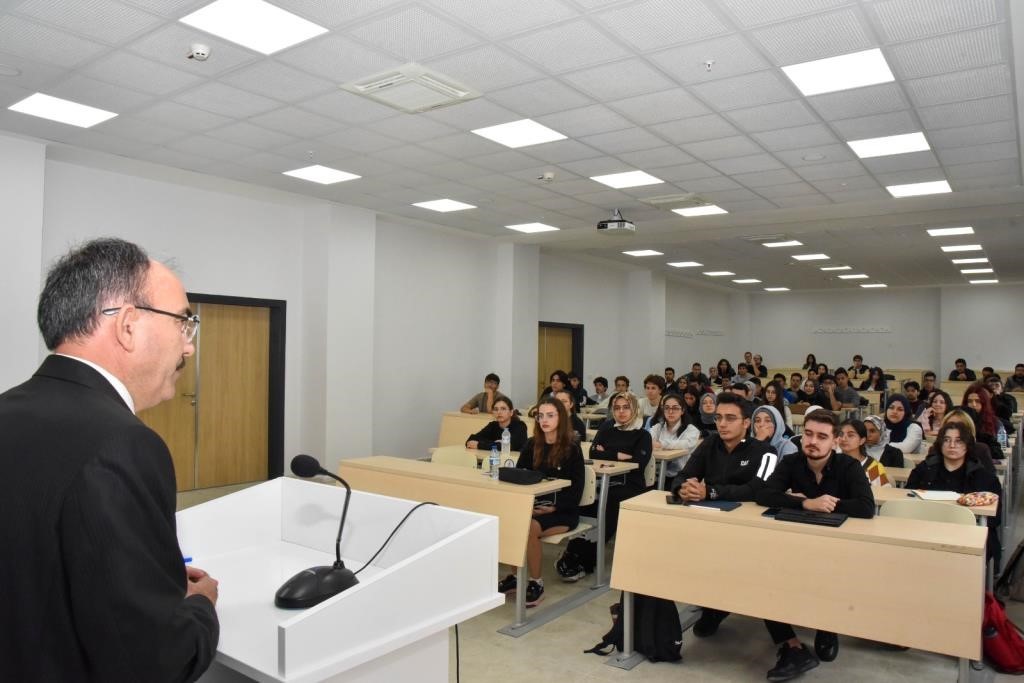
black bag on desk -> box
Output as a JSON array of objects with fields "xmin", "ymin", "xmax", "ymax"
[
  {"xmin": 497, "ymin": 467, "xmax": 544, "ymax": 485},
  {"xmin": 584, "ymin": 592, "xmax": 682, "ymax": 663}
]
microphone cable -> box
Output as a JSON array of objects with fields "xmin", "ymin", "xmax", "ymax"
[{"xmin": 352, "ymin": 501, "xmax": 438, "ymax": 576}]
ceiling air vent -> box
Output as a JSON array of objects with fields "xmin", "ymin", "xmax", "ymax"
[
  {"xmin": 340, "ymin": 63, "xmax": 481, "ymax": 113},
  {"xmin": 641, "ymin": 192, "xmax": 707, "ymax": 209}
]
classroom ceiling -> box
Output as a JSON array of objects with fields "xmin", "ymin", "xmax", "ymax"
[{"xmin": 0, "ymin": 0, "xmax": 1022, "ymax": 292}]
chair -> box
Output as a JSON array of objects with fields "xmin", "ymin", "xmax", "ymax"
[
  {"xmin": 879, "ymin": 499, "xmax": 977, "ymax": 526},
  {"xmin": 431, "ymin": 445, "xmax": 479, "ymax": 469},
  {"xmin": 541, "ymin": 465, "xmax": 598, "ymax": 546}
]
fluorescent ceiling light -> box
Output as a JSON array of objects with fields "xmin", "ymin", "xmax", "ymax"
[
  {"xmin": 763, "ymin": 240, "xmax": 802, "ymax": 248},
  {"xmin": 847, "ymin": 132, "xmax": 929, "ymax": 159},
  {"xmin": 928, "ymin": 226, "xmax": 974, "ymax": 237},
  {"xmin": 179, "ymin": 0, "xmax": 328, "ymax": 54},
  {"xmin": 838, "ymin": 274, "xmax": 869, "ymax": 280},
  {"xmin": 505, "ymin": 222, "xmax": 559, "ymax": 233},
  {"xmin": 960, "ymin": 268, "xmax": 994, "ymax": 274},
  {"xmin": 282, "ymin": 165, "xmax": 360, "ymax": 185},
  {"xmin": 412, "ymin": 199, "xmax": 476, "ymax": 212},
  {"xmin": 820, "ymin": 265, "xmax": 852, "ymax": 271},
  {"xmin": 732, "ymin": 279, "xmax": 761, "ymax": 284},
  {"xmin": 8, "ymin": 92, "xmax": 116, "ymax": 128},
  {"xmin": 673, "ymin": 205, "xmax": 727, "ymax": 217},
  {"xmin": 941, "ymin": 244, "xmax": 983, "ymax": 253},
  {"xmin": 781, "ymin": 48, "xmax": 894, "ymax": 97},
  {"xmin": 886, "ymin": 180, "xmax": 952, "ymax": 197},
  {"xmin": 623, "ymin": 250, "xmax": 663, "ymax": 257},
  {"xmin": 970, "ymin": 279, "xmax": 999, "ymax": 284},
  {"xmin": 703, "ymin": 271, "xmax": 734, "ymax": 277},
  {"xmin": 668, "ymin": 261, "xmax": 702, "ymax": 268},
  {"xmin": 471, "ymin": 119, "xmax": 566, "ymax": 148},
  {"xmin": 951, "ymin": 257, "xmax": 988, "ymax": 264},
  {"xmin": 793, "ymin": 253, "xmax": 829, "ymax": 261},
  {"xmin": 860, "ymin": 283, "xmax": 887, "ymax": 288},
  {"xmin": 591, "ymin": 170, "xmax": 664, "ymax": 189},
  {"xmin": 764, "ymin": 287, "xmax": 790, "ymax": 292}
]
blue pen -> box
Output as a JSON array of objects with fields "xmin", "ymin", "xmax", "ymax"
[{"xmin": 183, "ymin": 556, "xmax": 193, "ymax": 563}]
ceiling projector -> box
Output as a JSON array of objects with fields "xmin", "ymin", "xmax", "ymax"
[{"xmin": 597, "ymin": 209, "xmax": 635, "ymax": 233}]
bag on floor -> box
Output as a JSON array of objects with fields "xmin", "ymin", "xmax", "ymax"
[
  {"xmin": 556, "ymin": 537, "xmax": 596, "ymax": 578},
  {"xmin": 983, "ymin": 592, "xmax": 1024, "ymax": 674},
  {"xmin": 997, "ymin": 539, "xmax": 1024, "ymax": 603},
  {"xmin": 583, "ymin": 593, "xmax": 682, "ymax": 663}
]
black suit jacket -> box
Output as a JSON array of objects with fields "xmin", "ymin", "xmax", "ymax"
[{"xmin": 0, "ymin": 355, "xmax": 218, "ymax": 682}]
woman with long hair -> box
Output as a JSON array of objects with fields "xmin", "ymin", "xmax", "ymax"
[
  {"xmin": 883, "ymin": 394, "xmax": 923, "ymax": 454},
  {"xmin": 466, "ymin": 396, "xmax": 528, "ymax": 451},
  {"xmin": 715, "ymin": 358, "xmax": 734, "ymax": 386},
  {"xmin": 837, "ymin": 419, "xmax": 890, "ymax": 487},
  {"xmin": 938, "ymin": 409, "xmax": 998, "ymax": 472},
  {"xmin": 802, "ymin": 353, "xmax": 818, "ymax": 371},
  {"xmin": 962, "ymin": 383, "xmax": 1005, "ymax": 443},
  {"xmin": 859, "ymin": 367, "xmax": 888, "ymax": 392},
  {"xmin": 917, "ymin": 389, "xmax": 953, "ymax": 437},
  {"xmin": 648, "ymin": 393, "xmax": 701, "ymax": 488},
  {"xmin": 497, "ymin": 397, "xmax": 584, "ymax": 607},
  {"xmin": 762, "ymin": 380, "xmax": 793, "ymax": 435},
  {"xmin": 553, "ymin": 389, "xmax": 587, "ymax": 443}
]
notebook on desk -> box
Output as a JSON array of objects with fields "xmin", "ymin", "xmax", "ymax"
[{"xmin": 774, "ymin": 509, "xmax": 848, "ymax": 527}]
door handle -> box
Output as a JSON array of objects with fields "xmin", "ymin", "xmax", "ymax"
[{"xmin": 182, "ymin": 392, "xmax": 196, "ymax": 397}]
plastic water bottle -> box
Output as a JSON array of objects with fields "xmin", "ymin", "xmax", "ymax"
[
  {"xmin": 501, "ymin": 427, "xmax": 512, "ymax": 465},
  {"xmin": 490, "ymin": 445, "xmax": 500, "ymax": 479}
]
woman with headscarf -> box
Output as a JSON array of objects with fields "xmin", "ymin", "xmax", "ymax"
[
  {"xmin": 837, "ymin": 418, "xmax": 891, "ymax": 488},
  {"xmin": 697, "ymin": 391, "xmax": 718, "ymax": 437},
  {"xmin": 751, "ymin": 405, "xmax": 798, "ymax": 458},
  {"xmin": 859, "ymin": 367, "xmax": 888, "ymax": 392},
  {"xmin": 863, "ymin": 415, "xmax": 905, "ymax": 468},
  {"xmin": 884, "ymin": 394, "xmax": 923, "ymax": 454},
  {"xmin": 648, "ymin": 394, "xmax": 701, "ymax": 489}
]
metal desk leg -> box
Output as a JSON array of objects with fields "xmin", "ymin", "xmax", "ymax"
[
  {"xmin": 657, "ymin": 460, "xmax": 667, "ymax": 491},
  {"xmin": 513, "ymin": 563, "xmax": 527, "ymax": 628},
  {"xmin": 594, "ymin": 472, "xmax": 610, "ymax": 589},
  {"xmin": 606, "ymin": 591, "xmax": 646, "ymax": 670}
]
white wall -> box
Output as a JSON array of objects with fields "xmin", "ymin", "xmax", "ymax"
[
  {"xmin": 664, "ymin": 280, "xmax": 738, "ymax": 372},
  {"xmin": 0, "ymin": 134, "xmax": 45, "ymax": 390},
  {"xmin": 939, "ymin": 284, "xmax": 1024, "ymax": 374}
]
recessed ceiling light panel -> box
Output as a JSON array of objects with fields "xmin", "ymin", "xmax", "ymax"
[
  {"xmin": 673, "ymin": 205, "xmax": 727, "ymax": 217},
  {"xmin": 623, "ymin": 250, "xmax": 663, "ymax": 257},
  {"xmin": 763, "ymin": 240, "xmax": 803, "ymax": 248},
  {"xmin": 941, "ymin": 244, "xmax": 983, "ymax": 253},
  {"xmin": 764, "ymin": 287, "xmax": 790, "ymax": 292},
  {"xmin": 960, "ymin": 268, "xmax": 994, "ymax": 274},
  {"xmin": 838, "ymin": 274, "xmax": 869, "ymax": 279},
  {"xmin": 820, "ymin": 265, "xmax": 852, "ymax": 271},
  {"xmin": 472, "ymin": 118, "xmax": 566, "ymax": 148},
  {"xmin": 591, "ymin": 170, "xmax": 664, "ymax": 189},
  {"xmin": 927, "ymin": 226, "xmax": 974, "ymax": 237},
  {"xmin": 847, "ymin": 132, "xmax": 929, "ymax": 159},
  {"xmin": 8, "ymin": 92, "xmax": 117, "ymax": 128},
  {"xmin": 506, "ymin": 222, "xmax": 559, "ymax": 233},
  {"xmin": 413, "ymin": 199, "xmax": 476, "ymax": 212},
  {"xmin": 282, "ymin": 165, "xmax": 360, "ymax": 185},
  {"xmin": 792, "ymin": 253, "xmax": 829, "ymax": 261},
  {"xmin": 732, "ymin": 278, "xmax": 761, "ymax": 284},
  {"xmin": 951, "ymin": 257, "xmax": 988, "ymax": 264},
  {"xmin": 969, "ymin": 279, "xmax": 999, "ymax": 284},
  {"xmin": 886, "ymin": 180, "xmax": 952, "ymax": 197},
  {"xmin": 703, "ymin": 271, "xmax": 734, "ymax": 277},
  {"xmin": 179, "ymin": 0, "xmax": 328, "ymax": 54},
  {"xmin": 781, "ymin": 48, "xmax": 895, "ymax": 97},
  {"xmin": 667, "ymin": 261, "xmax": 702, "ymax": 268},
  {"xmin": 860, "ymin": 283, "xmax": 887, "ymax": 288}
]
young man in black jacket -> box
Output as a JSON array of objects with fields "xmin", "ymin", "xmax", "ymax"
[
  {"xmin": 670, "ymin": 392, "xmax": 779, "ymax": 637},
  {"xmin": 755, "ymin": 410, "xmax": 875, "ymax": 681}
]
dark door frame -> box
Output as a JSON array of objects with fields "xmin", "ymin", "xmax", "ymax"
[
  {"xmin": 187, "ymin": 292, "xmax": 286, "ymax": 480},
  {"xmin": 538, "ymin": 321, "xmax": 584, "ymax": 379}
]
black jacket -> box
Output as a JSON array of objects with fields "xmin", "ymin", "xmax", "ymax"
[
  {"xmin": 466, "ymin": 419, "xmax": 527, "ymax": 451},
  {"xmin": 516, "ymin": 439, "xmax": 585, "ymax": 512},
  {"xmin": 756, "ymin": 451, "xmax": 875, "ymax": 518},
  {"xmin": 906, "ymin": 454, "xmax": 1001, "ymax": 496},
  {"xmin": 878, "ymin": 444, "xmax": 904, "ymax": 468},
  {"xmin": 590, "ymin": 425, "xmax": 652, "ymax": 490},
  {"xmin": 570, "ymin": 414, "xmax": 587, "ymax": 443},
  {"xmin": 671, "ymin": 434, "xmax": 778, "ymax": 501}
]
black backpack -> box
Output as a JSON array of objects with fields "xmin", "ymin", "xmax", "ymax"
[
  {"xmin": 556, "ymin": 537, "xmax": 597, "ymax": 578},
  {"xmin": 584, "ymin": 592, "xmax": 682, "ymax": 663}
]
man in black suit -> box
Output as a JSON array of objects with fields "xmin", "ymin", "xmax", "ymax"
[{"xmin": 0, "ymin": 238, "xmax": 219, "ymax": 681}]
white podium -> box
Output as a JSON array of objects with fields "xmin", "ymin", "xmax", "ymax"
[{"xmin": 177, "ymin": 477, "xmax": 503, "ymax": 682}]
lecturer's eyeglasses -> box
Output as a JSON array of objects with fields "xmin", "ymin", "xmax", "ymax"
[{"xmin": 102, "ymin": 305, "xmax": 200, "ymax": 342}]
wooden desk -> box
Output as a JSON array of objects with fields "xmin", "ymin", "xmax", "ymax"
[
  {"xmin": 438, "ymin": 411, "xmax": 493, "ymax": 447},
  {"xmin": 887, "ymin": 466, "xmax": 1004, "ymax": 489},
  {"xmin": 339, "ymin": 456, "xmax": 569, "ymax": 630},
  {"xmin": 652, "ymin": 449, "xmax": 688, "ymax": 490},
  {"xmin": 873, "ymin": 485, "xmax": 997, "ymax": 520},
  {"xmin": 428, "ymin": 446, "xmax": 520, "ymax": 465},
  {"xmin": 610, "ymin": 491, "xmax": 985, "ymax": 667}
]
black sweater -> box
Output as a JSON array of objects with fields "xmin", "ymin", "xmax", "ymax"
[
  {"xmin": 590, "ymin": 425, "xmax": 652, "ymax": 490},
  {"xmin": 516, "ymin": 439, "xmax": 585, "ymax": 512},
  {"xmin": 756, "ymin": 452, "xmax": 875, "ymax": 518},
  {"xmin": 670, "ymin": 434, "xmax": 778, "ymax": 502},
  {"xmin": 906, "ymin": 454, "xmax": 1001, "ymax": 495},
  {"xmin": 570, "ymin": 414, "xmax": 587, "ymax": 443},
  {"xmin": 466, "ymin": 419, "xmax": 527, "ymax": 451}
]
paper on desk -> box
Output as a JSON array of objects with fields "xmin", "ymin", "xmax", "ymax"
[{"xmin": 913, "ymin": 490, "xmax": 961, "ymax": 501}]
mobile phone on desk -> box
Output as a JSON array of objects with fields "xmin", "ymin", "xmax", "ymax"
[
  {"xmin": 665, "ymin": 494, "xmax": 685, "ymax": 505},
  {"xmin": 761, "ymin": 507, "xmax": 781, "ymax": 518}
]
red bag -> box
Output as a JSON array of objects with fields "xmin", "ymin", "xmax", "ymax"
[{"xmin": 984, "ymin": 592, "xmax": 1024, "ymax": 674}]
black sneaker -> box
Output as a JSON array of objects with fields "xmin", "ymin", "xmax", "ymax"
[
  {"xmin": 525, "ymin": 580, "xmax": 544, "ymax": 607},
  {"xmin": 498, "ymin": 574, "xmax": 517, "ymax": 594},
  {"xmin": 767, "ymin": 644, "xmax": 819, "ymax": 682},
  {"xmin": 692, "ymin": 609, "xmax": 727, "ymax": 638},
  {"xmin": 814, "ymin": 631, "xmax": 838, "ymax": 662},
  {"xmin": 555, "ymin": 556, "xmax": 587, "ymax": 582}
]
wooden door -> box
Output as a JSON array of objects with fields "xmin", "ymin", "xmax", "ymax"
[
  {"xmin": 138, "ymin": 344, "xmax": 197, "ymax": 491},
  {"xmin": 537, "ymin": 325, "xmax": 573, "ymax": 397}
]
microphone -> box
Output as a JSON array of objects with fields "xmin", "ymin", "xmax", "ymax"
[{"xmin": 274, "ymin": 454, "xmax": 359, "ymax": 609}]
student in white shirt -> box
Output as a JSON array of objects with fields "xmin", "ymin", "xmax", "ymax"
[{"xmin": 648, "ymin": 393, "xmax": 700, "ymax": 488}]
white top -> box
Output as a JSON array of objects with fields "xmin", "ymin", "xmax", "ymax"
[
  {"xmin": 889, "ymin": 422, "xmax": 923, "ymax": 454},
  {"xmin": 648, "ymin": 421, "xmax": 700, "ymax": 477},
  {"xmin": 57, "ymin": 353, "xmax": 135, "ymax": 413}
]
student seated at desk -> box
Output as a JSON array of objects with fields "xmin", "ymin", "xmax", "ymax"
[
  {"xmin": 460, "ymin": 372, "xmax": 508, "ymax": 414},
  {"xmin": 465, "ymin": 397, "xmax": 527, "ymax": 452},
  {"xmin": 695, "ymin": 392, "xmax": 718, "ymax": 437},
  {"xmin": 987, "ymin": 375, "xmax": 1017, "ymax": 434},
  {"xmin": 948, "ymin": 357, "xmax": 977, "ymax": 382},
  {"xmin": 752, "ymin": 405, "xmax": 797, "ymax": 459},
  {"xmin": 581, "ymin": 391, "xmax": 651, "ymax": 544},
  {"xmin": 863, "ymin": 416, "xmax": 904, "ymax": 468},
  {"xmin": 837, "ymin": 419, "xmax": 891, "ymax": 487},
  {"xmin": 756, "ymin": 411, "xmax": 875, "ymax": 680},
  {"xmin": 640, "ymin": 374, "xmax": 665, "ymax": 420},
  {"xmin": 795, "ymin": 378, "xmax": 829, "ymax": 410},
  {"xmin": 883, "ymin": 394, "xmax": 923, "ymax": 454},
  {"xmin": 858, "ymin": 366, "xmax": 888, "ymax": 392},
  {"xmin": 648, "ymin": 394, "xmax": 700, "ymax": 488},
  {"xmin": 763, "ymin": 381, "xmax": 793, "ymax": 435},
  {"xmin": 936, "ymin": 409, "xmax": 997, "ymax": 473},
  {"xmin": 553, "ymin": 390, "xmax": 587, "ymax": 443},
  {"xmin": 670, "ymin": 393, "xmax": 779, "ymax": 640},
  {"xmin": 590, "ymin": 376, "xmax": 610, "ymax": 406},
  {"xmin": 962, "ymin": 383, "xmax": 1008, "ymax": 448},
  {"xmin": 917, "ymin": 389, "xmax": 953, "ymax": 437},
  {"xmin": 497, "ymin": 398, "xmax": 584, "ymax": 607}
]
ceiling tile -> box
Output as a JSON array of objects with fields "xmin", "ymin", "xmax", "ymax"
[
  {"xmin": 318, "ymin": 127, "xmax": 403, "ymax": 154},
  {"xmin": 725, "ymin": 100, "xmax": 818, "ymax": 133},
  {"xmin": 561, "ymin": 58, "xmax": 677, "ymax": 101},
  {"xmin": 465, "ymin": 149, "xmax": 542, "ymax": 172},
  {"xmin": 807, "ymin": 82, "xmax": 908, "ymax": 120},
  {"xmin": 752, "ymin": 123, "xmax": 838, "ymax": 152},
  {"xmin": 93, "ymin": 114, "xmax": 187, "ymax": 144},
  {"xmin": 421, "ymin": 98, "xmax": 521, "ymax": 129},
  {"xmin": 205, "ymin": 121, "xmax": 298, "ymax": 150},
  {"xmin": 937, "ymin": 141, "xmax": 1017, "ymax": 166},
  {"xmin": 425, "ymin": 0, "xmax": 577, "ymax": 38},
  {"xmin": 489, "ymin": 78, "xmax": 593, "ymax": 117},
  {"xmin": 277, "ymin": 34, "xmax": 402, "ymax": 83},
  {"xmin": 347, "ymin": 6, "xmax": 480, "ymax": 62},
  {"xmin": 689, "ymin": 70, "xmax": 794, "ymax": 111},
  {"xmin": 593, "ymin": 0, "xmax": 728, "ymax": 51},
  {"xmin": 829, "ymin": 110, "xmax": 918, "ymax": 140},
  {"xmin": 650, "ymin": 114, "xmax": 739, "ymax": 144},
  {"xmin": 701, "ymin": 187, "xmax": 761, "ymax": 202},
  {"xmin": 952, "ymin": 173, "xmax": 1019, "ymax": 191},
  {"xmin": 272, "ymin": 0, "xmax": 410, "ymax": 28},
  {"xmin": 579, "ymin": 127, "xmax": 667, "ymax": 155},
  {"xmin": 419, "ymin": 132, "xmax": 504, "ymax": 158},
  {"xmin": 890, "ymin": 25, "xmax": 1005, "ymax": 80},
  {"xmin": 617, "ymin": 146, "xmax": 695, "ymax": 169},
  {"xmin": 524, "ymin": 139, "xmax": 606, "ymax": 164},
  {"xmin": 81, "ymin": 51, "xmax": 202, "ymax": 96},
  {"xmin": 125, "ymin": 23, "xmax": 260, "ymax": 77},
  {"xmin": 220, "ymin": 62, "xmax": 336, "ymax": 102},
  {"xmin": 871, "ymin": 168, "xmax": 946, "ymax": 186},
  {"xmin": 916, "ymin": 94, "xmax": 1013, "ymax": 129},
  {"xmin": 0, "ymin": 49, "xmax": 65, "ymax": 91},
  {"xmin": 648, "ymin": 162, "xmax": 721, "ymax": 182},
  {"xmin": 707, "ymin": 153, "xmax": 784, "ymax": 174},
  {"xmin": 750, "ymin": 7, "xmax": 874, "ymax": 66},
  {"xmin": 135, "ymin": 145, "xmax": 214, "ymax": 171},
  {"xmin": 375, "ymin": 144, "xmax": 453, "ymax": 167},
  {"xmin": 731, "ymin": 168, "xmax": 802, "ymax": 187},
  {"xmin": 121, "ymin": 0, "xmax": 207, "ymax": 16},
  {"xmin": 553, "ymin": 157, "xmax": 625, "ymax": 176},
  {"xmin": 14, "ymin": 0, "xmax": 162, "ymax": 44},
  {"xmin": 774, "ymin": 143, "xmax": 854, "ymax": 166},
  {"xmin": 606, "ymin": 89, "xmax": 710, "ymax": 126},
  {"xmin": 680, "ymin": 135, "xmax": 765, "ymax": 160},
  {"xmin": 425, "ymin": 45, "xmax": 543, "ymax": 92},
  {"xmin": 808, "ymin": 174, "xmax": 878, "ymax": 192},
  {"xmin": 717, "ymin": 198, "xmax": 777, "ymax": 212},
  {"xmin": 362, "ymin": 114, "xmax": 458, "ymax": 143},
  {"xmin": 537, "ymin": 104, "xmax": 632, "ymax": 138},
  {"xmin": 48, "ymin": 74, "xmax": 155, "ymax": 112},
  {"xmin": 166, "ymin": 134, "xmax": 255, "ymax": 161},
  {"xmin": 648, "ymin": 34, "xmax": 770, "ymax": 85},
  {"xmin": 904, "ymin": 64, "xmax": 1011, "ymax": 108},
  {"xmin": 796, "ymin": 160, "xmax": 867, "ymax": 181},
  {"xmin": 944, "ymin": 158, "xmax": 1019, "ymax": 180},
  {"xmin": 860, "ymin": 150, "xmax": 940, "ymax": 174},
  {"xmin": 173, "ymin": 82, "xmax": 280, "ymax": 118},
  {"xmin": 753, "ymin": 180, "xmax": 820, "ymax": 196},
  {"xmin": 927, "ymin": 120, "xmax": 1016, "ymax": 149},
  {"xmin": 249, "ymin": 106, "xmax": 343, "ymax": 137},
  {"xmin": 771, "ymin": 194, "xmax": 833, "ymax": 208},
  {"xmin": 870, "ymin": 0, "xmax": 998, "ymax": 42},
  {"xmin": 0, "ymin": 15, "xmax": 106, "ymax": 68},
  {"xmin": 133, "ymin": 100, "xmax": 231, "ymax": 132},
  {"xmin": 298, "ymin": 90, "xmax": 403, "ymax": 125},
  {"xmin": 823, "ymin": 188, "xmax": 889, "ymax": 203},
  {"xmin": 504, "ymin": 19, "xmax": 631, "ymax": 73},
  {"xmin": 718, "ymin": 0, "xmax": 851, "ymax": 28}
]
